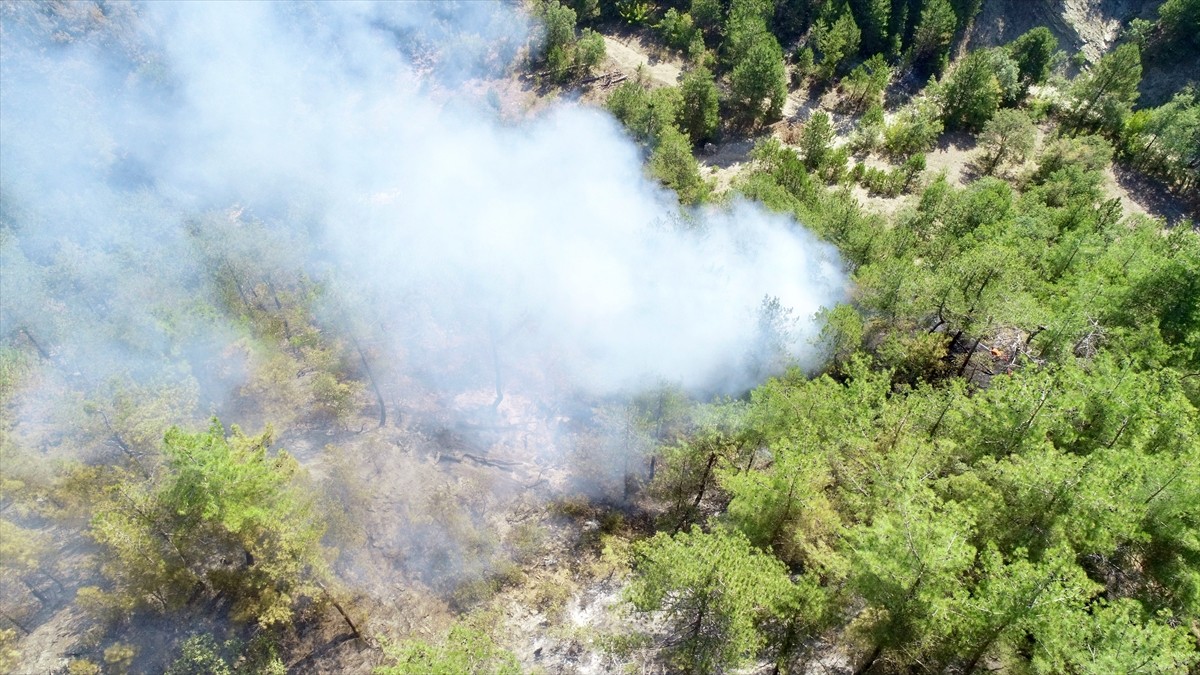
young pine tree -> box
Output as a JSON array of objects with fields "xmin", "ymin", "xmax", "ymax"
[{"xmin": 628, "ymin": 527, "xmax": 804, "ymax": 673}]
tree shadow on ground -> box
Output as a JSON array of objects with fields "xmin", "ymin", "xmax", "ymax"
[{"xmin": 1111, "ymin": 164, "xmax": 1198, "ymax": 225}]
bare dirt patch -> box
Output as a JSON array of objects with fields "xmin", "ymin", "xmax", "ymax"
[
  {"xmin": 923, "ymin": 130, "xmax": 979, "ymax": 187},
  {"xmin": 703, "ymin": 137, "xmax": 757, "ymax": 168},
  {"xmin": 781, "ymin": 84, "xmax": 840, "ymax": 122},
  {"xmin": 601, "ymin": 34, "xmax": 682, "ymax": 88},
  {"xmin": 700, "ymin": 137, "xmax": 757, "ymax": 195},
  {"xmin": 849, "ymin": 183, "xmax": 913, "ymax": 219}
]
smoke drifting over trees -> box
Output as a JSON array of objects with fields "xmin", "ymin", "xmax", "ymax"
[
  {"xmin": 4, "ymin": 1, "xmax": 1199, "ymax": 673},
  {"xmin": 1, "ymin": 5, "xmax": 844, "ymax": 668},
  {"xmin": 1, "ymin": 1, "xmax": 845, "ymax": 400}
]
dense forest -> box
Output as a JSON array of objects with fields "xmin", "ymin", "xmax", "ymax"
[{"xmin": 1, "ymin": 0, "xmax": 1198, "ymax": 673}]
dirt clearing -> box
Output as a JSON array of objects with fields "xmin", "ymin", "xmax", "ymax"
[{"xmin": 601, "ymin": 34, "xmax": 683, "ymax": 88}]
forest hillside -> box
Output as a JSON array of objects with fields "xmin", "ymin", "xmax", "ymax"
[{"xmin": 1, "ymin": 0, "xmax": 1197, "ymax": 673}]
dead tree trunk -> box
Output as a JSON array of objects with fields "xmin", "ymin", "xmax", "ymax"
[
  {"xmin": 317, "ymin": 581, "xmax": 362, "ymax": 639},
  {"xmin": 351, "ymin": 337, "xmax": 386, "ymax": 429},
  {"xmin": 95, "ymin": 410, "xmax": 149, "ymax": 478},
  {"xmin": 0, "ymin": 610, "xmax": 30, "ymax": 635},
  {"xmin": 334, "ymin": 301, "xmax": 389, "ymax": 430},
  {"xmin": 489, "ymin": 327, "xmax": 504, "ymax": 412},
  {"xmin": 19, "ymin": 327, "xmax": 49, "ymax": 360},
  {"xmin": 692, "ymin": 452, "xmax": 718, "ymax": 509},
  {"xmin": 853, "ymin": 644, "xmax": 883, "ymax": 675},
  {"xmin": 224, "ymin": 261, "xmax": 252, "ymax": 312},
  {"xmin": 957, "ymin": 335, "xmax": 985, "ymax": 377},
  {"xmin": 265, "ymin": 277, "xmax": 293, "ymax": 344}
]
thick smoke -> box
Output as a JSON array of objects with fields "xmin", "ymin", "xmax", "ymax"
[
  {"xmin": 1, "ymin": 1, "xmax": 845, "ymax": 402},
  {"xmin": 1, "ymin": 4, "xmax": 848, "ymax": 665}
]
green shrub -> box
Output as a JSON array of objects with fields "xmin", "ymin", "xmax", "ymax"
[{"xmin": 658, "ymin": 9, "xmax": 697, "ymax": 50}]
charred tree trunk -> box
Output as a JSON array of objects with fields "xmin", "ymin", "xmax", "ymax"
[
  {"xmin": 116, "ymin": 487, "xmax": 193, "ymax": 571},
  {"xmin": 1053, "ymin": 236, "xmax": 1085, "ymax": 280},
  {"xmin": 1105, "ymin": 416, "xmax": 1131, "ymax": 449},
  {"xmin": 624, "ymin": 420, "xmax": 643, "ymax": 499},
  {"xmin": 957, "ymin": 335, "xmax": 985, "ymax": 377},
  {"xmin": 41, "ymin": 570, "xmax": 66, "ymax": 593},
  {"xmin": 692, "ymin": 452, "xmax": 718, "ymax": 509},
  {"xmin": 1002, "ymin": 387, "xmax": 1050, "ymax": 455},
  {"xmin": 1144, "ymin": 464, "xmax": 1184, "ymax": 506},
  {"xmin": 376, "ymin": 321, "xmax": 401, "ymax": 427},
  {"xmin": 771, "ymin": 616, "xmax": 800, "ymax": 675},
  {"xmin": 948, "ymin": 329, "xmax": 965, "ymax": 352},
  {"xmin": 490, "ymin": 338, "xmax": 504, "ymax": 412},
  {"xmin": 19, "ymin": 327, "xmax": 50, "ymax": 360},
  {"xmin": 687, "ymin": 584, "xmax": 712, "ymax": 672},
  {"xmin": 351, "ymin": 337, "xmax": 386, "ymax": 429},
  {"xmin": 963, "ymin": 572, "xmax": 1056, "ymax": 674},
  {"xmin": 742, "ymin": 444, "xmax": 756, "ymax": 473},
  {"xmin": 95, "ymin": 410, "xmax": 149, "ymax": 477},
  {"xmin": 317, "ymin": 581, "xmax": 362, "ymax": 639},
  {"xmin": 927, "ymin": 314, "xmax": 946, "ymax": 335},
  {"xmin": 22, "ymin": 579, "xmax": 49, "ymax": 606},
  {"xmin": 265, "ymin": 277, "xmax": 293, "ymax": 343},
  {"xmin": 853, "ymin": 644, "xmax": 883, "ymax": 675},
  {"xmin": 224, "ymin": 262, "xmax": 252, "ymax": 312},
  {"xmin": 0, "ymin": 610, "xmax": 30, "ymax": 635},
  {"xmin": 984, "ymin": 141, "xmax": 1005, "ymax": 175},
  {"xmin": 622, "ymin": 421, "xmax": 633, "ymax": 501},
  {"xmin": 769, "ymin": 473, "xmax": 801, "ymax": 547},
  {"xmin": 329, "ymin": 597, "xmax": 362, "ymax": 639},
  {"xmin": 928, "ymin": 395, "xmax": 954, "ymax": 440}
]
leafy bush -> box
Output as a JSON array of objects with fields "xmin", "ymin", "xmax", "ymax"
[
  {"xmin": 576, "ymin": 29, "xmax": 606, "ymax": 73},
  {"xmin": 800, "ymin": 111, "xmax": 834, "ymax": 170},
  {"xmin": 884, "ymin": 99, "xmax": 944, "ymax": 157},
  {"xmin": 617, "ymin": 0, "xmax": 651, "ymax": 25},
  {"xmin": 729, "ymin": 32, "xmax": 787, "ymax": 126},
  {"xmin": 89, "ymin": 421, "xmax": 332, "ymax": 628},
  {"xmin": 607, "ymin": 80, "xmax": 682, "ymax": 144},
  {"xmin": 812, "ymin": 3, "xmax": 861, "ymax": 80},
  {"xmin": 793, "ymin": 46, "xmax": 815, "ymax": 85},
  {"xmin": 377, "ymin": 616, "xmax": 520, "ymax": 675},
  {"xmin": 842, "ymin": 54, "xmax": 891, "ymax": 110},
  {"xmin": 849, "ymin": 103, "xmax": 886, "ymax": 153},
  {"xmin": 679, "ymin": 66, "xmax": 719, "ymax": 144},
  {"xmin": 658, "ymin": 9, "xmax": 697, "ymax": 51},
  {"xmin": 940, "ymin": 49, "xmax": 1017, "ymax": 131},
  {"xmin": 166, "ymin": 634, "xmax": 285, "ymax": 675},
  {"xmin": 977, "ymin": 108, "xmax": 1036, "ymax": 174},
  {"xmin": 649, "ymin": 125, "xmax": 711, "ymax": 204},
  {"xmin": 1007, "ymin": 26, "xmax": 1058, "ymax": 86}
]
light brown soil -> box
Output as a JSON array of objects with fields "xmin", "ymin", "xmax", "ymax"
[
  {"xmin": 922, "ymin": 130, "xmax": 979, "ymax": 187},
  {"xmin": 600, "ymin": 34, "xmax": 682, "ymax": 88},
  {"xmin": 781, "ymin": 85, "xmax": 841, "ymax": 122},
  {"xmin": 849, "ymin": 183, "xmax": 914, "ymax": 218},
  {"xmin": 699, "ymin": 138, "xmax": 756, "ymax": 194}
]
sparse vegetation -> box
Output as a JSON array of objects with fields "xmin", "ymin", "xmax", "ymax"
[{"xmin": 2, "ymin": 1, "xmax": 1198, "ymax": 673}]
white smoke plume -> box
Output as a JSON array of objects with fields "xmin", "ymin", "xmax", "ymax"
[{"xmin": 1, "ymin": 1, "xmax": 846, "ymax": 403}]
